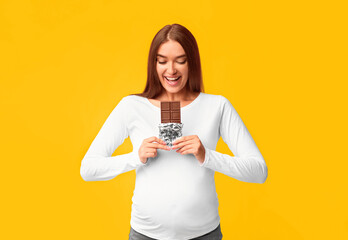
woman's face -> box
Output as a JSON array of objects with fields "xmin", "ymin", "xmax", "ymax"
[{"xmin": 156, "ymin": 40, "xmax": 189, "ymax": 94}]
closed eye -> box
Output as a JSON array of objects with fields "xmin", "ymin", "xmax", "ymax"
[{"xmin": 158, "ymin": 60, "xmax": 186, "ymax": 64}]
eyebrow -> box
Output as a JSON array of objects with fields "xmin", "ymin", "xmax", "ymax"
[{"xmin": 156, "ymin": 54, "xmax": 187, "ymax": 59}]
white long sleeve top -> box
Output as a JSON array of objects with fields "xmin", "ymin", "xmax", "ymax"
[{"xmin": 80, "ymin": 92, "xmax": 268, "ymax": 240}]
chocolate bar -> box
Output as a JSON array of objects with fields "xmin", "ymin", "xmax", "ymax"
[
  {"xmin": 161, "ymin": 101, "xmax": 181, "ymax": 123},
  {"xmin": 158, "ymin": 101, "xmax": 184, "ymax": 147}
]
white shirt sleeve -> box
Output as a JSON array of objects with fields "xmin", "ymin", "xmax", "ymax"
[
  {"xmin": 80, "ymin": 97, "xmax": 146, "ymax": 181},
  {"xmin": 200, "ymin": 96, "xmax": 268, "ymax": 183}
]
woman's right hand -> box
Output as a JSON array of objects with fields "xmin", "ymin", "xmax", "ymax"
[{"xmin": 138, "ymin": 136, "xmax": 171, "ymax": 164}]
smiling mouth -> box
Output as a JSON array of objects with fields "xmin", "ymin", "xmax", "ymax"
[
  {"xmin": 165, "ymin": 76, "xmax": 181, "ymax": 81},
  {"xmin": 164, "ymin": 76, "xmax": 181, "ymax": 86}
]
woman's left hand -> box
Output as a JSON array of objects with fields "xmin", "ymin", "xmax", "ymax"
[{"xmin": 171, "ymin": 135, "xmax": 206, "ymax": 164}]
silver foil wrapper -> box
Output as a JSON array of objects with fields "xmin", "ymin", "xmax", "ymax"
[{"xmin": 158, "ymin": 123, "xmax": 184, "ymax": 147}]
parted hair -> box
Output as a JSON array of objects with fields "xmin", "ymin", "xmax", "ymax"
[{"xmin": 130, "ymin": 23, "xmax": 204, "ymax": 99}]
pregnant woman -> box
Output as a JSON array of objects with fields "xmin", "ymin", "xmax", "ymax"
[{"xmin": 80, "ymin": 23, "xmax": 268, "ymax": 240}]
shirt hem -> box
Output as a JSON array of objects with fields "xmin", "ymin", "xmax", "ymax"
[{"xmin": 130, "ymin": 218, "xmax": 221, "ymax": 240}]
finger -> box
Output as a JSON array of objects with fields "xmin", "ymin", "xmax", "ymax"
[
  {"xmin": 180, "ymin": 150, "xmax": 190, "ymax": 155},
  {"xmin": 145, "ymin": 136, "xmax": 166, "ymax": 145},
  {"xmin": 176, "ymin": 143, "xmax": 194, "ymax": 153},
  {"xmin": 139, "ymin": 151, "xmax": 155, "ymax": 160},
  {"xmin": 176, "ymin": 142, "xmax": 195, "ymax": 152},
  {"xmin": 178, "ymin": 147, "xmax": 195, "ymax": 155},
  {"xmin": 147, "ymin": 142, "xmax": 170, "ymax": 150},
  {"xmin": 145, "ymin": 151, "xmax": 157, "ymax": 158},
  {"xmin": 172, "ymin": 135, "xmax": 197, "ymax": 145},
  {"xmin": 172, "ymin": 139, "xmax": 196, "ymax": 149},
  {"xmin": 172, "ymin": 137, "xmax": 185, "ymax": 145}
]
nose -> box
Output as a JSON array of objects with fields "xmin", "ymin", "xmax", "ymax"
[{"xmin": 166, "ymin": 62, "xmax": 177, "ymax": 75}]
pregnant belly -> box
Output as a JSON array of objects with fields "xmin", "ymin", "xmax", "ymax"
[{"xmin": 132, "ymin": 153, "xmax": 218, "ymax": 229}]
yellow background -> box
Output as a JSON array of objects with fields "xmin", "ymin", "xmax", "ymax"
[{"xmin": 1, "ymin": 0, "xmax": 347, "ymax": 239}]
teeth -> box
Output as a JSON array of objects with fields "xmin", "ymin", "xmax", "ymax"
[{"xmin": 165, "ymin": 76, "xmax": 180, "ymax": 81}]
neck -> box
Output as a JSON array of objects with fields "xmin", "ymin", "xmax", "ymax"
[{"xmin": 159, "ymin": 89, "xmax": 191, "ymax": 101}]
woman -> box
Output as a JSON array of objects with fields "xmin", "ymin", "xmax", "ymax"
[{"xmin": 80, "ymin": 24, "xmax": 268, "ymax": 240}]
